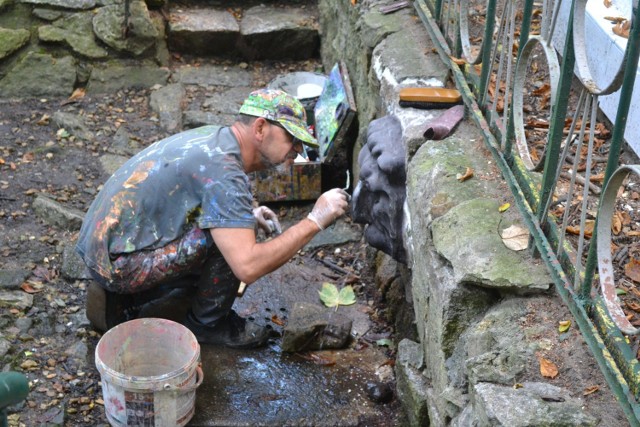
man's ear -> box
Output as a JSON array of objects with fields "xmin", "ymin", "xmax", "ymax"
[{"xmin": 254, "ymin": 117, "xmax": 268, "ymax": 142}]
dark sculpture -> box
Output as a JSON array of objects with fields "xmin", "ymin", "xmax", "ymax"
[{"xmin": 352, "ymin": 115, "xmax": 407, "ymax": 263}]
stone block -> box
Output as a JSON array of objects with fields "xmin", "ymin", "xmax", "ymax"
[
  {"xmin": 281, "ymin": 301, "xmax": 352, "ymax": 352},
  {"xmin": 167, "ymin": 8, "xmax": 239, "ymax": 56},
  {"xmin": 32, "ymin": 194, "xmax": 84, "ymax": 231},
  {"xmin": 238, "ymin": 5, "xmax": 319, "ymax": 60}
]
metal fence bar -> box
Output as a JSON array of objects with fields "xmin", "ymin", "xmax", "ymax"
[{"xmin": 414, "ymin": 0, "xmax": 640, "ymax": 421}]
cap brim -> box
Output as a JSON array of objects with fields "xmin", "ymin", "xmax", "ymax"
[{"xmin": 279, "ymin": 119, "xmax": 319, "ymax": 148}]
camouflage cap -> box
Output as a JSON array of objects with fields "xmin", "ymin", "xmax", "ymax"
[{"xmin": 239, "ymin": 88, "xmax": 318, "ymax": 148}]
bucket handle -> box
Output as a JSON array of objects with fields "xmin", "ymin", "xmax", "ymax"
[{"xmin": 163, "ymin": 364, "xmax": 204, "ymax": 393}]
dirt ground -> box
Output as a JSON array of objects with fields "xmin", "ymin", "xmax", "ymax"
[{"xmin": 0, "ymin": 57, "xmax": 405, "ymax": 426}]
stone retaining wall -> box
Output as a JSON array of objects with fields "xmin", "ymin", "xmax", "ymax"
[{"xmin": 318, "ymin": 1, "xmax": 606, "ymax": 425}]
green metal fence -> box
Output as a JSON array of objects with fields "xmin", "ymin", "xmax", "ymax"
[{"xmin": 415, "ymin": 0, "xmax": 640, "ymax": 423}]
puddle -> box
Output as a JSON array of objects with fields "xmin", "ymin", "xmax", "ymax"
[{"xmin": 190, "ymin": 221, "xmax": 401, "ymax": 426}]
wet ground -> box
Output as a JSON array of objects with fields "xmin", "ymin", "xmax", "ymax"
[{"xmin": 192, "ymin": 227, "xmax": 404, "ymax": 425}]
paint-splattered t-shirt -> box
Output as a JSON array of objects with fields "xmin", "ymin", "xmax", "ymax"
[{"xmin": 76, "ymin": 125, "xmax": 254, "ymax": 280}]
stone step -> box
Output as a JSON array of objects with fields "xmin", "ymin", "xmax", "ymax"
[{"xmin": 167, "ymin": 4, "xmax": 320, "ymax": 60}]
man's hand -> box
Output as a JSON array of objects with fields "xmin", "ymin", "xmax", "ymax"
[
  {"xmin": 253, "ymin": 206, "xmax": 282, "ymax": 235},
  {"xmin": 307, "ymin": 188, "xmax": 350, "ymax": 230}
]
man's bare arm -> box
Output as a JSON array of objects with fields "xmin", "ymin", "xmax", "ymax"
[{"xmin": 210, "ymin": 218, "xmax": 319, "ymax": 284}]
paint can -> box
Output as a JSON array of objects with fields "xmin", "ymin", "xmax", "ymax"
[
  {"xmin": 267, "ymin": 71, "xmax": 327, "ymax": 125},
  {"xmin": 95, "ymin": 318, "xmax": 203, "ymax": 426}
]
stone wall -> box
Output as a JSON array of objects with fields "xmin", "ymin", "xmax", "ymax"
[
  {"xmin": 317, "ymin": 1, "xmax": 603, "ymax": 425},
  {"xmin": 0, "ymin": 0, "xmax": 319, "ymax": 97}
]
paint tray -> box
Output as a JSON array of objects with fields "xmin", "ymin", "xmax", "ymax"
[{"xmin": 313, "ymin": 61, "xmax": 357, "ymax": 162}]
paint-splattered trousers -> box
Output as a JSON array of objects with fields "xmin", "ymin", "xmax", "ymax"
[{"xmin": 89, "ymin": 227, "xmax": 240, "ymax": 326}]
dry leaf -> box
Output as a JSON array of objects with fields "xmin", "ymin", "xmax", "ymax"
[
  {"xmin": 604, "ymin": 0, "xmax": 612, "ymax": 7},
  {"xmin": 271, "ymin": 314, "xmax": 285, "ymax": 327},
  {"xmin": 566, "ymin": 220, "xmax": 595, "ymax": 238},
  {"xmin": 539, "ymin": 357, "xmax": 559, "ymax": 378},
  {"xmin": 584, "ymin": 385, "xmax": 600, "ymax": 395},
  {"xmin": 450, "ymin": 56, "xmax": 467, "ymax": 65},
  {"xmin": 624, "ymin": 257, "xmax": 640, "ymax": 283},
  {"xmin": 20, "ymin": 282, "xmax": 43, "ymax": 294},
  {"xmin": 457, "ymin": 167, "xmax": 474, "ymax": 182},
  {"xmin": 613, "ymin": 20, "xmax": 630, "ymax": 39},
  {"xmin": 501, "ymin": 225, "xmax": 529, "ymax": 251},
  {"xmin": 626, "ymin": 301, "xmax": 640, "ymax": 312},
  {"xmin": 612, "ymin": 211, "xmax": 623, "ymax": 235}
]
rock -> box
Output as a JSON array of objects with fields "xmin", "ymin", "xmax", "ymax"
[
  {"xmin": 52, "ymin": 111, "xmax": 94, "ymax": 141},
  {"xmin": 61, "ymin": 243, "xmax": 93, "ymax": 280},
  {"xmin": 0, "ymin": 269, "xmax": 31, "ymax": 290},
  {"xmin": 87, "ymin": 62, "xmax": 170, "ymax": 93},
  {"xmin": 149, "ymin": 83, "xmax": 185, "ymax": 132},
  {"xmin": 14, "ymin": 317, "xmax": 33, "ymax": 334},
  {"xmin": 65, "ymin": 340, "xmax": 89, "ymax": 368},
  {"xmin": 239, "ymin": 5, "xmax": 320, "ymax": 60},
  {"xmin": 183, "ymin": 111, "xmax": 235, "ymax": 129},
  {"xmin": 0, "ymin": 290, "xmax": 33, "ymax": 310},
  {"xmin": 202, "ymin": 86, "xmax": 252, "ymax": 115},
  {"xmin": 167, "ymin": 9, "xmax": 239, "ymax": 56},
  {"xmin": 431, "ymin": 198, "xmax": 552, "ymax": 293},
  {"xmin": 173, "ymin": 65, "xmax": 252, "ymax": 87},
  {"xmin": 281, "ymin": 302, "xmax": 352, "ymax": 352},
  {"xmin": 0, "ymin": 27, "xmax": 30, "ymax": 60},
  {"xmin": 366, "ymin": 381, "xmax": 394, "ymax": 404},
  {"xmin": 32, "ymin": 8, "xmax": 64, "ymax": 21},
  {"xmin": 93, "ymin": 1, "xmax": 158, "ymax": 56},
  {"xmin": 38, "ymin": 12, "xmax": 108, "ymax": 59},
  {"xmin": 21, "ymin": 0, "xmax": 96, "ymax": 9},
  {"xmin": 99, "ymin": 153, "xmax": 129, "ymax": 175},
  {"xmin": 0, "ymin": 336, "xmax": 11, "ymax": 358},
  {"xmin": 0, "ymin": 52, "xmax": 76, "ymax": 98},
  {"xmin": 473, "ymin": 382, "xmax": 598, "ymax": 426},
  {"xmin": 109, "ymin": 126, "xmax": 140, "ymax": 157},
  {"xmin": 395, "ymin": 339, "xmax": 430, "ymax": 427},
  {"xmin": 32, "ymin": 194, "xmax": 85, "ymax": 231}
]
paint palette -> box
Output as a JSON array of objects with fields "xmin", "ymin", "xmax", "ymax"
[{"xmin": 313, "ymin": 62, "xmax": 357, "ymax": 161}]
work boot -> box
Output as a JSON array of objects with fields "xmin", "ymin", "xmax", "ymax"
[{"xmin": 184, "ymin": 310, "xmax": 270, "ymax": 349}]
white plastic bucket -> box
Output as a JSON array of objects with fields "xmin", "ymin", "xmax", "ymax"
[{"xmin": 95, "ymin": 318, "xmax": 203, "ymax": 427}]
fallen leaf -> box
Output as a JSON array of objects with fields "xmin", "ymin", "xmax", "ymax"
[
  {"xmin": 20, "ymin": 359, "xmax": 38, "ymax": 370},
  {"xmin": 626, "ymin": 301, "xmax": 640, "ymax": 312},
  {"xmin": 20, "ymin": 282, "xmax": 43, "ymax": 294},
  {"xmin": 584, "ymin": 385, "xmax": 600, "ymax": 395},
  {"xmin": 450, "ymin": 56, "xmax": 467, "ymax": 65},
  {"xmin": 566, "ymin": 220, "xmax": 595, "ymax": 238},
  {"xmin": 501, "ymin": 225, "xmax": 529, "ymax": 251},
  {"xmin": 271, "ymin": 314, "xmax": 285, "ymax": 327},
  {"xmin": 612, "ymin": 211, "xmax": 623, "ymax": 235},
  {"xmin": 604, "ymin": 0, "xmax": 612, "ymax": 7},
  {"xmin": 624, "ymin": 257, "xmax": 640, "ymax": 283},
  {"xmin": 539, "ymin": 357, "xmax": 559, "ymax": 378},
  {"xmin": 558, "ymin": 320, "xmax": 571, "ymax": 333},
  {"xmin": 613, "ymin": 19, "xmax": 630, "ymax": 39},
  {"xmin": 318, "ymin": 282, "xmax": 357, "ymax": 309},
  {"xmin": 457, "ymin": 167, "xmax": 474, "ymax": 182},
  {"xmin": 498, "ymin": 202, "xmax": 511, "ymax": 212}
]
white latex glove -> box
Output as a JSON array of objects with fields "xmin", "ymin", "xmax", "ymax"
[
  {"xmin": 307, "ymin": 188, "xmax": 349, "ymax": 230},
  {"xmin": 253, "ymin": 206, "xmax": 282, "ymax": 235}
]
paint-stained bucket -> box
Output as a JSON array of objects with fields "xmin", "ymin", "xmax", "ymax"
[{"xmin": 95, "ymin": 318, "xmax": 203, "ymax": 426}]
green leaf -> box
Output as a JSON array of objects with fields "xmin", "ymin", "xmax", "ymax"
[
  {"xmin": 319, "ymin": 282, "xmax": 357, "ymax": 309},
  {"xmin": 558, "ymin": 320, "xmax": 571, "ymax": 333},
  {"xmin": 616, "ymin": 288, "xmax": 627, "ymax": 295},
  {"xmin": 376, "ymin": 338, "xmax": 393, "ymax": 347}
]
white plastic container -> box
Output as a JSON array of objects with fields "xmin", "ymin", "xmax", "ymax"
[{"xmin": 95, "ymin": 318, "xmax": 203, "ymax": 426}]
